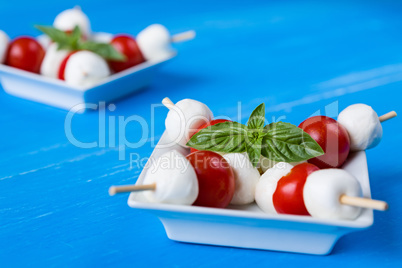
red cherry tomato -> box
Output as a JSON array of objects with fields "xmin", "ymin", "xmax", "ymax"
[
  {"xmin": 5, "ymin": 37, "xmax": 45, "ymax": 73},
  {"xmin": 299, "ymin": 116, "xmax": 350, "ymax": 169},
  {"xmin": 58, "ymin": 51, "xmax": 76, "ymax": 80},
  {"xmin": 273, "ymin": 163, "xmax": 319, "ymax": 215},
  {"xmin": 186, "ymin": 151, "xmax": 235, "ymax": 208},
  {"xmin": 109, "ymin": 35, "xmax": 145, "ymax": 73},
  {"xmin": 190, "ymin": 119, "xmax": 231, "ymax": 153}
]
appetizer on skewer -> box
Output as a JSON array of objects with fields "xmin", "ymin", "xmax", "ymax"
[
  {"xmin": 0, "ymin": 7, "xmax": 195, "ymax": 88},
  {"xmin": 110, "ymin": 98, "xmax": 393, "ymax": 222}
]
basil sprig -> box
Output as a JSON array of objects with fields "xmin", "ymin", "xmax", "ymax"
[
  {"xmin": 35, "ymin": 25, "xmax": 126, "ymax": 61},
  {"xmin": 187, "ymin": 103, "xmax": 324, "ymax": 167}
]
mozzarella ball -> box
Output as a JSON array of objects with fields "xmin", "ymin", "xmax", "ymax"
[
  {"xmin": 258, "ymin": 155, "xmax": 305, "ymax": 173},
  {"xmin": 90, "ymin": 32, "xmax": 113, "ymax": 43},
  {"xmin": 304, "ymin": 169, "xmax": 362, "ymax": 220},
  {"xmin": 165, "ymin": 99, "xmax": 213, "ymax": 147},
  {"xmin": 137, "ymin": 24, "xmax": 175, "ymax": 62},
  {"xmin": 36, "ymin": 34, "xmax": 52, "ymax": 50},
  {"xmin": 53, "ymin": 6, "xmax": 91, "ymax": 37},
  {"xmin": 142, "ymin": 150, "xmax": 199, "ymax": 205},
  {"xmin": 40, "ymin": 43, "xmax": 70, "ymax": 78},
  {"xmin": 337, "ymin": 104, "xmax": 382, "ymax": 151},
  {"xmin": 223, "ymin": 153, "xmax": 260, "ymax": 205},
  {"xmin": 0, "ymin": 30, "xmax": 9, "ymax": 63},
  {"xmin": 255, "ymin": 162, "xmax": 294, "ymax": 214},
  {"xmin": 64, "ymin": 51, "xmax": 110, "ymax": 88}
]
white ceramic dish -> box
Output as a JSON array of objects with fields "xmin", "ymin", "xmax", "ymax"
[
  {"xmin": 128, "ymin": 131, "xmax": 373, "ymax": 255},
  {"xmin": 0, "ymin": 54, "xmax": 175, "ymax": 112}
]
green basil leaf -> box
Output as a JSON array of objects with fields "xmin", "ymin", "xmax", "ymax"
[
  {"xmin": 187, "ymin": 121, "xmax": 248, "ymax": 153},
  {"xmin": 247, "ymin": 103, "xmax": 265, "ymax": 131},
  {"xmin": 36, "ymin": 25, "xmax": 125, "ymax": 61},
  {"xmin": 69, "ymin": 25, "xmax": 82, "ymax": 48},
  {"xmin": 246, "ymin": 137, "xmax": 262, "ymax": 167},
  {"xmin": 261, "ymin": 122, "xmax": 324, "ymax": 162},
  {"xmin": 35, "ymin": 25, "xmax": 72, "ymax": 50},
  {"xmin": 56, "ymin": 42, "xmax": 72, "ymax": 51},
  {"xmin": 78, "ymin": 41, "xmax": 126, "ymax": 61}
]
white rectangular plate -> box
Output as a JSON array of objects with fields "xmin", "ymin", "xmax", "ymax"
[
  {"xmin": 128, "ymin": 131, "xmax": 373, "ymax": 255},
  {"xmin": 0, "ymin": 55, "xmax": 174, "ymax": 112}
]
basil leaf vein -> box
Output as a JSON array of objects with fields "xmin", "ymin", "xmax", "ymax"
[
  {"xmin": 261, "ymin": 122, "xmax": 324, "ymax": 162},
  {"xmin": 187, "ymin": 121, "xmax": 247, "ymax": 153}
]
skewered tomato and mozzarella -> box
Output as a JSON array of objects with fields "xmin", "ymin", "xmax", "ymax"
[
  {"xmin": 109, "ymin": 99, "xmax": 390, "ymax": 221},
  {"xmin": 299, "ymin": 104, "xmax": 396, "ymax": 165},
  {"xmin": 1, "ymin": 6, "xmax": 194, "ymax": 87},
  {"xmin": 110, "ymin": 149, "xmax": 235, "ymax": 208},
  {"xmin": 337, "ymin": 104, "xmax": 397, "ymax": 151},
  {"xmin": 60, "ymin": 50, "xmax": 111, "ymax": 87},
  {"xmin": 137, "ymin": 24, "xmax": 175, "ymax": 62},
  {"xmin": 255, "ymin": 162, "xmax": 319, "ymax": 215},
  {"xmin": 164, "ymin": 98, "xmax": 214, "ymax": 147},
  {"xmin": 299, "ymin": 116, "xmax": 350, "ymax": 169},
  {"xmin": 142, "ymin": 150, "xmax": 199, "ymax": 205},
  {"xmin": 303, "ymin": 169, "xmax": 362, "ymax": 220},
  {"xmin": 109, "ymin": 35, "xmax": 145, "ymax": 73},
  {"xmin": 187, "ymin": 151, "xmax": 235, "ymax": 208},
  {"xmin": 110, "ymin": 150, "xmax": 199, "ymax": 205},
  {"xmin": 256, "ymin": 162, "xmax": 388, "ymax": 220}
]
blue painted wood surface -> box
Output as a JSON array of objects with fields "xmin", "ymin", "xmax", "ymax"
[{"xmin": 1, "ymin": 0, "xmax": 401, "ymax": 266}]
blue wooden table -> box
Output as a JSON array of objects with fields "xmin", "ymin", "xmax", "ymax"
[{"xmin": 1, "ymin": 0, "xmax": 402, "ymax": 266}]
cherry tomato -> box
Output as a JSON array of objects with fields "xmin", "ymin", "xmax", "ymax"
[
  {"xmin": 187, "ymin": 151, "xmax": 235, "ymax": 208},
  {"xmin": 5, "ymin": 37, "xmax": 45, "ymax": 73},
  {"xmin": 273, "ymin": 163, "xmax": 319, "ymax": 215},
  {"xmin": 190, "ymin": 119, "xmax": 231, "ymax": 153},
  {"xmin": 299, "ymin": 116, "xmax": 350, "ymax": 169},
  {"xmin": 58, "ymin": 51, "xmax": 76, "ymax": 80},
  {"xmin": 108, "ymin": 35, "xmax": 145, "ymax": 73}
]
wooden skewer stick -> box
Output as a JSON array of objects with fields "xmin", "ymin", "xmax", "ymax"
[
  {"xmin": 162, "ymin": 97, "xmax": 175, "ymax": 110},
  {"xmin": 171, "ymin": 30, "xmax": 196, "ymax": 43},
  {"xmin": 379, "ymin": 111, "xmax": 397, "ymax": 123},
  {"xmin": 109, "ymin": 183, "xmax": 156, "ymax": 196},
  {"xmin": 339, "ymin": 195, "xmax": 389, "ymax": 211}
]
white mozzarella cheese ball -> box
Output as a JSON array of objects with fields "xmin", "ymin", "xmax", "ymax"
[
  {"xmin": 255, "ymin": 162, "xmax": 294, "ymax": 214},
  {"xmin": 53, "ymin": 6, "xmax": 91, "ymax": 37},
  {"xmin": 0, "ymin": 30, "xmax": 9, "ymax": 63},
  {"xmin": 36, "ymin": 34, "xmax": 52, "ymax": 50},
  {"xmin": 165, "ymin": 99, "xmax": 213, "ymax": 147},
  {"xmin": 137, "ymin": 24, "xmax": 175, "ymax": 62},
  {"xmin": 304, "ymin": 169, "xmax": 362, "ymax": 220},
  {"xmin": 224, "ymin": 153, "xmax": 260, "ymax": 205},
  {"xmin": 142, "ymin": 150, "xmax": 199, "ymax": 205},
  {"xmin": 40, "ymin": 43, "xmax": 70, "ymax": 78},
  {"xmin": 337, "ymin": 104, "xmax": 382, "ymax": 151},
  {"xmin": 90, "ymin": 32, "xmax": 113, "ymax": 43},
  {"xmin": 64, "ymin": 51, "xmax": 110, "ymax": 88},
  {"xmin": 258, "ymin": 155, "xmax": 305, "ymax": 173}
]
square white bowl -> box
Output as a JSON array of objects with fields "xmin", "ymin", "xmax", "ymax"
[
  {"xmin": 0, "ymin": 55, "xmax": 175, "ymax": 112},
  {"xmin": 128, "ymin": 131, "xmax": 374, "ymax": 255}
]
